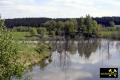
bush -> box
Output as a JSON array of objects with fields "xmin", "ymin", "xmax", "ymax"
[
  {"xmin": 30, "ymin": 28, "xmax": 38, "ymax": 36},
  {"xmin": 49, "ymin": 31, "xmax": 55, "ymax": 37},
  {"xmin": 37, "ymin": 27, "xmax": 48, "ymax": 38},
  {"xmin": 0, "ymin": 18, "xmax": 24, "ymax": 79},
  {"xmin": 35, "ymin": 42, "xmax": 51, "ymax": 54}
]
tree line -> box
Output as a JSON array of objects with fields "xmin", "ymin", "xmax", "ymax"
[
  {"xmin": 11, "ymin": 15, "xmax": 101, "ymax": 38},
  {"xmin": 5, "ymin": 16, "xmax": 120, "ymax": 28}
]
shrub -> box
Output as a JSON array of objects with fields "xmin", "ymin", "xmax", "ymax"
[
  {"xmin": 37, "ymin": 27, "xmax": 48, "ymax": 38},
  {"xmin": 30, "ymin": 28, "xmax": 38, "ymax": 36},
  {"xmin": 0, "ymin": 18, "xmax": 24, "ymax": 79},
  {"xmin": 35, "ymin": 42, "xmax": 51, "ymax": 54}
]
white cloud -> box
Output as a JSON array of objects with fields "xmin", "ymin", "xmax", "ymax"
[{"xmin": 0, "ymin": 0, "xmax": 120, "ymax": 18}]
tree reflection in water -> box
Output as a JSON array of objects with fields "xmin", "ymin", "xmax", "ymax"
[
  {"xmin": 50, "ymin": 39, "xmax": 101, "ymax": 70},
  {"xmin": 14, "ymin": 39, "xmax": 120, "ymax": 80},
  {"xmin": 78, "ymin": 39, "xmax": 100, "ymax": 59},
  {"xmin": 54, "ymin": 39, "xmax": 100, "ymax": 59}
]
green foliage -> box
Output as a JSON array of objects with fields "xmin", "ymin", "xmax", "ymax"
[
  {"xmin": 65, "ymin": 20, "xmax": 76, "ymax": 33},
  {"xmin": 42, "ymin": 16, "xmax": 102, "ymax": 38},
  {"xmin": 78, "ymin": 17, "xmax": 85, "ymax": 33},
  {"xmin": 56, "ymin": 21, "xmax": 64, "ymax": 35},
  {"xmin": 78, "ymin": 15, "xmax": 101, "ymax": 37},
  {"xmin": 0, "ymin": 18, "xmax": 24, "ymax": 79},
  {"xmin": 44, "ymin": 20, "xmax": 57, "ymax": 32},
  {"xmin": 49, "ymin": 31, "xmax": 55, "ymax": 37},
  {"xmin": 57, "ymin": 21, "xmax": 64, "ymax": 30},
  {"xmin": 35, "ymin": 42, "xmax": 51, "ymax": 54},
  {"xmin": 30, "ymin": 28, "xmax": 38, "ymax": 36},
  {"xmin": 100, "ymin": 24, "xmax": 120, "ymax": 39},
  {"xmin": 69, "ymin": 19, "xmax": 78, "ymax": 32},
  {"xmin": 11, "ymin": 32, "xmax": 30, "ymax": 40},
  {"xmin": 92, "ymin": 20, "xmax": 102, "ymax": 36},
  {"xmin": 9, "ymin": 15, "xmax": 120, "ymax": 39},
  {"xmin": 84, "ymin": 15, "xmax": 94, "ymax": 34},
  {"xmin": 100, "ymin": 31, "xmax": 119, "ymax": 38},
  {"xmin": 12, "ymin": 26, "xmax": 32, "ymax": 32},
  {"xmin": 37, "ymin": 27, "xmax": 47, "ymax": 38},
  {"xmin": 44, "ymin": 20, "xmax": 57, "ymax": 36}
]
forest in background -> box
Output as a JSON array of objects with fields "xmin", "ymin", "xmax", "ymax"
[
  {"xmin": 5, "ymin": 16, "xmax": 120, "ymax": 28},
  {"xmin": 4, "ymin": 15, "xmax": 120, "ymax": 40}
]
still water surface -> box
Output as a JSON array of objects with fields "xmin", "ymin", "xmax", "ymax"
[{"xmin": 14, "ymin": 39, "xmax": 120, "ymax": 80}]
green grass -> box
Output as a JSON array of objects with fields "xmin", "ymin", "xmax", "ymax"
[
  {"xmin": 10, "ymin": 31, "xmax": 50, "ymax": 67},
  {"xmin": 18, "ymin": 42, "xmax": 36, "ymax": 53},
  {"xmin": 100, "ymin": 31, "xmax": 113, "ymax": 37},
  {"xmin": 11, "ymin": 32, "xmax": 30, "ymax": 40},
  {"xmin": 11, "ymin": 31, "xmax": 41, "ymax": 40},
  {"xmin": 100, "ymin": 31, "xmax": 120, "ymax": 39},
  {"xmin": 16, "ymin": 42, "xmax": 50, "ymax": 67}
]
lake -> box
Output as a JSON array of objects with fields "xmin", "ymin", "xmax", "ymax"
[{"xmin": 13, "ymin": 39, "xmax": 120, "ymax": 80}]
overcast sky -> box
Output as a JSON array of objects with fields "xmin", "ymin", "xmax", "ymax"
[{"xmin": 0, "ymin": 0, "xmax": 120, "ymax": 19}]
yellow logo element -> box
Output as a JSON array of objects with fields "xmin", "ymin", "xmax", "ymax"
[{"xmin": 108, "ymin": 69, "xmax": 117, "ymax": 77}]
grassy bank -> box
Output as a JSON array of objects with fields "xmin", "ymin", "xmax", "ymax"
[
  {"xmin": 11, "ymin": 32, "xmax": 30, "ymax": 40},
  {"xmin": 10, "ymin": 31, "xmax": 51, "ymax": 69},
  {"xmin": 16, "ymin": 42, "xmax": 50, "ymax": 68},
  {"xmin": 3, "ymin": 41, "xmax": 52, "ymax": 79},
  {"xmin": 100, "ymin": 31, "xmax": 120, "ymax": 39}
]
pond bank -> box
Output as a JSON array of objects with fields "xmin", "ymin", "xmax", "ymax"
[
  {"xmin": 12, "ymin": 42, "xmax": 51, "ymax": 78},
  {"xmin": 17, "ymin": 51, "xmax": 50, "ymax": 68}
]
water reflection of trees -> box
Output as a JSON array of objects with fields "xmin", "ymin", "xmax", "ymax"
[
  {"xmin": 116, "ymin": 41, "xmax": 120, "ymax": 53},
  {"xmin": 78, "ymin": 39, "xmax": 100, "ymax": 59},
  {"xmin": 52, "ymin": 39, "xmax": 100, "ymax": 59},
  {"xmin": 37, "ymin": 39, "xmax": 100, "ymax": 70},
  {"xmin": 51, "ymin": 40, "xmax": 77, "ymax": 54},
  {"xmin": 57, "ymin": 40, "xmax": 72, "ymax": 70},
  {"xmin": 50, "ymin": 39, "xmax": 100, "ymax": 70}
]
